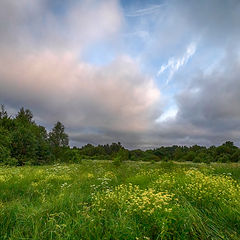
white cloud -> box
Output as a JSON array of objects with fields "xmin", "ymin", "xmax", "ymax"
[
  {"xmin": 157, "ymin": 42, "xmax": 196, "ymax": 84},
  {"xmin": 155, "ymin": 105, "xmax": 178, "ymax": 123}
]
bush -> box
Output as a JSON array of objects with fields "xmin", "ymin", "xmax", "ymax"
[
  {"xmin": 203, "ymin": 155, "xmax": 213, "ymax": 164},
  {"xmin": 231, "ymin": 150, "xmax": 240, "ymax": 162},
  {"xmin": 113, "ymin": 157, "xmax": 122, "ymax": 166},
  {"xmin": 63, "ymin": 149, "xmax": 82, "ymax": 163},
  {"xmin": 218, "ymin": 154, "xmax": 230, "ymax": 163},
  {"xmin": 0, "ymin": 145, "xmax": 11, "ymax": 164},
  {"xmin": 184, "ymin": 151, "xmax": 196, "ymax": 161},
  {"xmin": 193, "ymin": 156, "xmax": 202, "ymax": 163}
]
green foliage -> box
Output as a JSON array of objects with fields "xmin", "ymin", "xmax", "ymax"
[
  {"xmin": 173, "ymin": 147, "xmax": 185, "ymax": 161},
  {"xmin": 11, "ymin": 124, "xmax": 38, "ymax": 165},
  {"xmin": 0, "ymin": 162, "xmax": 239, "ymax": 239},
  {"xmin": 143, "ymin": 152, "xmax": 161, "ymax": 162},
  {"xmin": 183, "ymin": 151, "xmax": 196, "ymax": 161},
  {"xmin": 113, "ymin": 149, "xmax": 129, "ymax": 166},
  {"xmin": 0, "ymin": 127, "xmax": 11, "ymax": 164},
  {"xmin": 193, "ymin": 156, "xmax": 202, "ymax": 163},
  {"xmin": 203, "ymin": 155, "xmax": 213, "ymax": 164},
  {"xmin": 231, "ymin": 149, "xmax": 240, "ymax": 162},
  {"xmin": 15, "ymin": 107, "xmax": 34, "ymax": 125},
  {"xmin": 129, "ymin": 149, "xmax": 145, "ymax": 161},
  {"xmin": 0, "ymin": 105, "xmax": 70, "ymax": 166},
  {"xmin": 116, "ymin": 148, "xmax": 129, "ymax": 161},
  {"xmin": 79, "ymin": 142, "xmax": 123, "ymax": 158},
  {"xmin": 49, "ymin": 121, "xmax": 69, "ymax": 160},
  {"xmin": 0, "ymin": 145, "xmax": 11, "ymax": 164},
  {"xmin": 218, "ymin": 153, "xmax": 231, "ymax": 163},
  {"xmin": 113, "ymin": 157, "xmax": 122, "ymax": 166},
  {"xmin": 34, "ymin": 126, "xmax": 53, "ymax": 164},
  {"xmin": 63, "ymin": 148, "xmax": 82, "ymax": 163},
  {"xmin": 49, "ymin": 121, "xmax": 69, "ymax": 148}
]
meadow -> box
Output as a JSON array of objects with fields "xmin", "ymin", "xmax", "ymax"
[{"xmin": 0, "ymin": 161, "xmax": 240, "ymax": 240}]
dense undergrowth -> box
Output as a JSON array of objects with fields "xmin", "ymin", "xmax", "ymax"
[{"xmin": 0, "ymin": 161, "xmax": 239, "ymax": 240}]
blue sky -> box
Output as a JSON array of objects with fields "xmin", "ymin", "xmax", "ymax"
[{"xmin": 0, "ymin": 0, "xmax": 240, "ymax": 148}]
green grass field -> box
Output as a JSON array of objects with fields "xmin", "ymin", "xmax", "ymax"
[{"xmin": 0, "ymin": 161, "xmax": 240, "ymax": 240}]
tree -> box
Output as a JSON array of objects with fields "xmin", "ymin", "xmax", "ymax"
[
  {"xmin": 218, "ymin": 153, "xmax": 230, "ymax": 163},
  {"xmin": 49, "ymin": 122, "xmax": 69, "ymax": 148},
  {"xmin": 0, "ymin": 105, "xmax": 8, "ymax": 119},
  {"xmin": 183, "ymin": 151, "xmax": 196, "ymax": 161},
  {"xmin": 11, "ymin": 125, "xmax": 38, "ymax": 165},
  {"xmin": 49, "ymin": 122, "xmax": 69, "ymax": 159},
  {"xmin": 0, "ymin": 126, "xmax": 12, "ymax": 164},
  {"xmin": 16, "ymin": 107, "xmax": 34, "ymax": 125},
  {"xmin": 173, "ymin": 147, "xmax": 184, "ymax": 161},
  {"xmin": 34, "ymin": 125, "xmax": 53, "ymax": 164},
  {"xmin": 231, "ymin": 149, "xmax": 240, "ymax": 162},
  {"xmin": 0, "ymin": 105, "xmax": 14, "ymax": 130}
]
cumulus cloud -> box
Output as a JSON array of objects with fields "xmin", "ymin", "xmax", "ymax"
[
  {"xmin": 0, "ymin": 0, "xmax": 163, "ymax": 147},
  {"xmin": 0, "ymin": 50, "xmax": 161, "ymax": 145}
]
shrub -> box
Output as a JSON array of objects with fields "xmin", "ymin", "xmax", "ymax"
[{"xmin": 218, "ymin": 154, "xmax": 230, "ymax": 163}]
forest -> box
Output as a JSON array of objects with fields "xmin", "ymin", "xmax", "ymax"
[{"xmin": 1, "ymin": 105, "xmax": 240, "ymax": 166}]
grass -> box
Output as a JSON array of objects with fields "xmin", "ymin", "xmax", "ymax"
[{"xmin": 0, "ymin": 161, "xmax": 239, "ymax": 240}]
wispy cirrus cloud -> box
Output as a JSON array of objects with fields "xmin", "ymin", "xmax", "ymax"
[
  {"xmin": 125, "ymin": 4, "xmax": 165, "ymax": 17},
  {"xmin": 157, "ymin": 42, "xmax": 196, "ymax": 84}
]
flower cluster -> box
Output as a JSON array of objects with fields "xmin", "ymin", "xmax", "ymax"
[
  {"xmin": 92, "ymin": 183, "xmax": 177, "ymax": 216},
  {"xmin": 181, "ymin": 170, "xmax": 240, "ymax": 206}
]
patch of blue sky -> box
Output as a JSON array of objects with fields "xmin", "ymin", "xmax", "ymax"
[{"xmin": 122, "ymin": 31, "xmax": 149, "ymax": 59}]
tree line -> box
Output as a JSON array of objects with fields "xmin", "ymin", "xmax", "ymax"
[
  {"xmin": 76, "ymin": 141, "xmax": 240, "ymax": 163},
  {"xmin": 0, "ymin": 105, "xmax": 240, "ymax": 166}
]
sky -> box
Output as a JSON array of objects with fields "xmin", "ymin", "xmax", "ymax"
[{"xmin": 0, "ymin": 0, "xmax": 240, "ymax": 148}]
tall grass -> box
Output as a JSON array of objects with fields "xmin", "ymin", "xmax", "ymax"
[{"xmin": 0, "ymin": 161, "xmax": 239, "ymax": 239}]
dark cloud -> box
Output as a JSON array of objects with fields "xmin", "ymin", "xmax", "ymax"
[
  {"xmin": 147, "ymin": 0, "xmax": 240, "ymax": 147},
  {"xmin": 174, "ymin": 50, "xmax": 240, "ymax": 143},
  {"xmin": 149, "ymin": 50, "xmax": 240, "ymax": 147}
]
